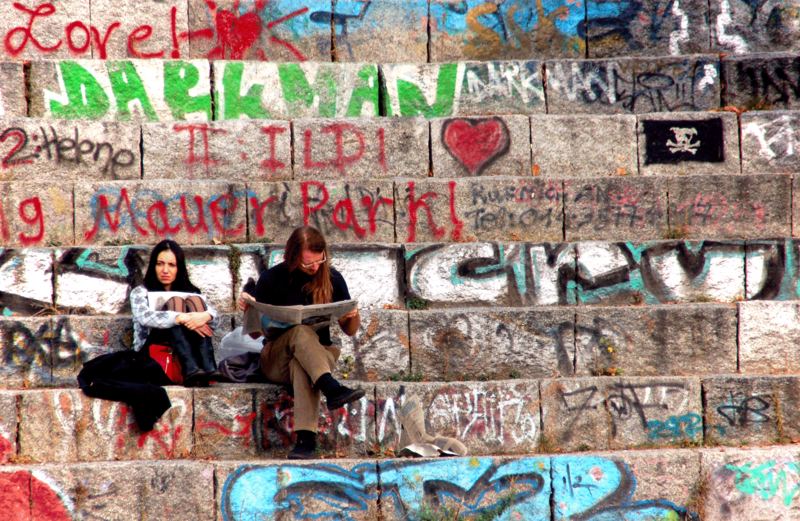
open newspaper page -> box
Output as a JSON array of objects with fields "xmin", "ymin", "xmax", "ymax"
[
  {"xmin": 241, "ymin": 294, "xmax": 357, "ymax": 335},
  {"xmin": 147, "ymin": 291, "xmax": 205, "ymax": 311}
]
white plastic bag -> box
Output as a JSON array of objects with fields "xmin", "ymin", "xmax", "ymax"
[{"xmin": 218, "ymin": 326, "xmax": 264, "ymax": 361}]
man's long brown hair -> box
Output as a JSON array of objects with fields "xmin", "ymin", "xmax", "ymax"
[{"xmin": 284, "ymin": 226, "xmax": 332, "ymax": 304}]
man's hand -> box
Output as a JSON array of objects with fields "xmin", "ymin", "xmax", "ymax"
[
  {"xmin": 338, "ymin": 308, "xmax": 360, "ymax": 337},
  {"xmin": 238, "ymin": 291, "xmax": 253, "ymax": 311}
]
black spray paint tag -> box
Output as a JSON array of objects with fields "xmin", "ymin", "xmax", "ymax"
[{"xmin": 643, "ymin": 118, "xmax": 724, "ymax": 165}]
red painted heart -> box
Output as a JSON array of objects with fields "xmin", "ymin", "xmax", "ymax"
[
  {"xmin": 215, "ymin": 9, "xmax": 262, "ymax": 59},
  {"xmin": 442, "ymin": 117, "xmax": 510, "ymax": 176}
]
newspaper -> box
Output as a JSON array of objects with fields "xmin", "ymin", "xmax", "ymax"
[
  {"xmin": 147, "ymin": 291, "xmax": 205, "ymax": 311},
  {"xmin": 241, "ymin": 294, "xmax": 357, "ymax": 335}
]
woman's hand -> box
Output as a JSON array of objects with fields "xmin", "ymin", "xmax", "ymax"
[{"xmin": 177, "ymin": 312, "xmax": 213, "ymax": 337}]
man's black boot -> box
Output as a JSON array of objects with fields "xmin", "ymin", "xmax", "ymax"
[
  {"xmin": 288, "ymin": 430, "xmax": 317, "ymax": 459},
  {"xmin": 316, "ymin": 373, "xmax": 365, "ymax": 411}
]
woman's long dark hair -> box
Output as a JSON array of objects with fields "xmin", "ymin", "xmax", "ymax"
[
  {"xmin": 284, "ymin": 226, "xmax": 332, "ymax": 304},
  {"xmin": 143, "ymin": 239, "xmax": 200, "ymax": 293}
]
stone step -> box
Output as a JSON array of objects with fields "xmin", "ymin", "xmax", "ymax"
[
  {"xmin": 2, "ymin": 445, "xmax": 798, "ymax": 520},
  {"xmin": 1, "ymin": 375, "xmax": 797, "ymax": 463}
]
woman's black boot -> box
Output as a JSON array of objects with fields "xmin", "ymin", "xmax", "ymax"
[
  {"xmin": 168, "ymin": 327, "xmax": 210, "ymax": 387},
  {"xmin": 196, "ymin": 336, "xmax": 217, "ymax": 374}
]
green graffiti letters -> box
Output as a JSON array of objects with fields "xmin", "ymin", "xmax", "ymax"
[{"xmin": 725, "ymin": 460, "xmax": 800, "ymax": 507}]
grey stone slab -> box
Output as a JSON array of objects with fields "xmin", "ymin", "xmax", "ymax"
[
  {"xmin": 332, "ymin": 309, "xmax": 409, "ymax": 381},
  {"xmin": 30, "ymin": 59, "xmax": 212, "ymax": 121},
  {"xmin": 739, "ymin": 301, "xmax": 800, "ymax": 374},
  {"xmin": 431, "ymin": 115, "xmax": 531, "ymax": 177},
  {"xmin": 795, "ymin": 175, "xmax": 800, "ymax": 238},
  {"xmin": 0, "ymin": 119, "xmax": 140, "ymax": 181},
  {"xmin": 745, "ymin": 239, "xmax": 800, "ymax": 300},
  {"xmin": 0, "ymin": 0, "xmax": 89, "ymax": 60},
  {"xmin": 741, "ymin": 110, "xmax": 800, "ymax": 173},
  {"xmin": 723, "ymin": 52, "xmax": 800, "ymax": 110},
  {"xmin": 542, "ymin": 376, "xmax": 702, "ymax": 452},
  {"xmin": 381, "ymin": 61, "xmax": 545, "ymax": 118},
  {"xmin": 575, "ymin": 304, "xmax": 738, "ymax": 377},
  {"xmin": 213, "ymin": 61, "xmax": 379, "ymax": 119},
  {"xmin": 75, "ymin": 180, "xmax": 248, "ymax": 245},
  {"xmin": 0, "ymin": 63, "xmax": 25, "ymax": 117},
  {"xmin": 405, "ymin": 242, "xmax": 575, "ymax": 307},
  {"xmin": 182, "ymin": 246, "xmax": 235, "ymax": 313},
  {"xmin": 638, "ymin": 111, "xmax": 739, "ymax": 176},
  {"xmin": 52, "ymin": 274, "xmax": 134, "ymax": 328},
  {"xmin": 246, "ymin": 180, "xmax": 395, "ymax": 244},
  {"xmin": 91, "ymin": 0, "xmax": 188, "ymax": 59},
  {"xmin": 375, "ymin": 380, "xmax": 541, "ymax": 456},
  {"xmin": 531, "ymin": 114, "xmax": 637, "ymax": 178},
  {"xmin": 702, "ymin": 446, "xmax": 800, "ymax": 521},
  {"xmin": 215, "ymin": 459, "xmax": 381, "ymax": 521},
  {"xmin": 1, "ymin": 181, "xmax": 74, "ymax": 247},
  {"xmin": 711, "ymin": 0, "xmax": 800, "ymax": 54},
  {"xmin": 409, "ymin": 308, "xmax": 575, "ymax": 381},
  {"xmin": 19, "ymin": 389, "xmax": 80, "ymax": 462},
  {"xmin": 703, "ymin": 375, "xmax": 800, "ymax": 446},
  {"xmin": 668, "ymin": 174, "xmax": 791, "ymax": 239},
  {"xmin": 396, "ymin": 177, "xmax": 563, "ymax": 243},
  {"xmin": 0, "ymin": 317, "xmax": 55, "ymax": 388},
  {"xmin": 192, "ymin": 385, "xmax": 259, "ymax": 459},
  {"xmin": 187, "ymin": 0, "xmax": 332, "ymax": 61},
  {"xmin": 429, "ymin": 0, "xmax": 585, "ymax": 61},
  {"xmin": 143, "ymin": 120, "xmax": 292, "ymax": 181},
  {"xmin": 564, "ymin": 177, "xmax": 667, "ymax": 241},
  {"xmin": 631, "ymin": 56, "xmax": 721, "ymax": 113},
  {"xmin": 49, "ymin": 316, "xmax": 132, "ymax": 386},
  {"xmin": 586, "ymin": 0, "xmax": 710, "ymax": 58},
  {"xmin": 294, "ymin": 117, "xmax": 428, "ymax": 179},
  {"xmin": 0, "ymin": 391, "xmax": 16, "ymax": 463},
  {"xmin": 333, "ymin": 0, "xmax": 427, "ymax": 62},
  {"xmin": 545, "ymin": 58, "xmax": 637, "ymax": 114},
  {"xmin": 0, "ymin": 249, "xmax": 54, "ymax": 314}
]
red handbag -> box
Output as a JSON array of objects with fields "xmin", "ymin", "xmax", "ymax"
[{"xmin": 148, "ymin": 344, "xmax": 183, "ymax": 384}]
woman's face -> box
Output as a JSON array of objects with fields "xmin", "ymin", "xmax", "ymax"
[
  {"xmin": 298, "ymin": 248, "xmax": 326, "ymax": 275},
  {"xmin": 155, "ymin": 250, "xmax": 178, "ymax": 290}
]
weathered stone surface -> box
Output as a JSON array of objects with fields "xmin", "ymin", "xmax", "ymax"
[
  {"xmin": 188, "ymin": 0, "xmax": 332, "ymax": 61},
  {"xmin": 92, "ymin": 0, "xmax": 188, "ymax": 59},
  {"xmin": 702, "ymin": 446, "xmax": 800, "ymax": 521},
  {"xmin": 75, "ymin": 180, "xmax": 247, "ymax": 245},
  {"xmin": 410, "ymin": 308, "xmax": 575, "ymax": 381},
  {"xmin": 431, "ymin": 115, "xmax": 531, "ymax": 177},
  {"xmin": 143, "ymin": 120, "xmax": 292, "ymax": 181},
  {"xmin": 638, "ymin": 111, "xmax": 738, "ymax": 176},
  {"xmin": 247, "ymin": 180, "xmax": 395, "ymax": 244},
  {"xmin": 586, "ymin": 0, "xmax": 710, "ymax": 57},
  {"xmin": 723, "ymin": 52, "xmax": 800, "ymax": 110},
  {"xmin": 741, "ymin": 111, "xmax": 800, "ymax": 173},
  {"xmin": 668, "ymin": 174, "xmax": 791, "ymax": 239},
  {"xmin": 49, "ymin": 316, "xmax": 132, "ymax": 386},
  {"xmin": 0, "ymin": 317, "xmax": 55, "ymax": 387},
  {"xmin": 631, "ymin": 56, "xmax": 720, "ymax": 113},
  {"xmin": 739, "ymin": 301, "xmax": 800, "ymax": 374},
  {"xmin": 256, "ymin": 383, "xmax": 374, "ymax": 458},
  {"xmin": 30, "ymin": 60, "xmax": 212, "ymax": 121},
  {"xmin": 531, "ymin": 114, "xmax": 637, "ymax": 177},
  {"xmin": 182, "ymin": 246, "xmax": 235, "ymax": 312},
  {"xmin": 0, "ymin": 119, "xmax": 140, "ymax": 181},
  {"xmin": 575, "ymin": 304, "xmax": 738, "ymax": 376},
  {"xmin": 703, "ymin": 375, "xmax": 800, "ymax": 446},
  {"xmin": 745, "ymin": 239, "xmax": 799, "ymax": 300},
  {"xmin": 0, "ymin": 391, "xmax": 16, "ymax": 463},
  {"xmin": 396, "ymin": 177, "xmax": 563, "ymax": 243},
  {"xmin": 0, "ymin": 249, "xmax": 54, "ymax": 314},
  {"xmin": 0, "ymin": 0, "xmax": 89, "ymax": 60},
  {"xmin": 430, "ymin": 0, "xmax": 584, "ymax": 61},
  {"xmin": 193, "ymin": 385, "xmax": 258, "ymax": 459},
  {"xmin": 576, "ymin": 240, "xmax": 746, "ymax": 305},
  {"xmin": 19, "ymin": 388, "xmax": 80, "ymax": 462},
  {"xmin": 611, "ymin": 449, "xmax": 701, "ymax": 511},
  {"xmin": 1, "ymin": 182, "xmax": 74, "ymax": 247},
  {"xmin": 0, "ymin": 63, "xmax": 25, "ymax": 117},
  {"xmin": 382, "ymin": 61, "xmax": 545, "ymax": 118},
  {"xmin": 711, "ymin": 0, "xmax": 800, "ymax": 54},
  {"xmin": 333, "ymin": 0, "xmax": 427, "ymax": 62},
  {"xmin": 215, "ymin": 459, "xmax": 381, "ymax": 521},
  {"xmin": 545, "ymin": 58, "xmax": 636, "ymax": 114},
  {"xmin": 375, "ymin": 380, "xmax": 541, "ymax": 456},
  {"xmin": 78, "ymin": 386, "xmax": 192, "ymax": 462},
  {"xmin": 333, "ymin": 309, "xmax": 409, "ymax": 381},
  {"xmin": 405, "ymin": 242, "xmax": 575, "ymax": 307},
  {"xmin": 214, "ymin": 61, "xmax": 379, "ymax": 120},
  {"xmin": 564, "ymin": 177, "xmax": 667, "ymax": 241},
  {"xmin": 294, "ymin": 117, "xmax": 428, "ymax": 179},
  {"xmin": 542, "ymin": 376, "xmax": 702, "ymax": 451}
]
